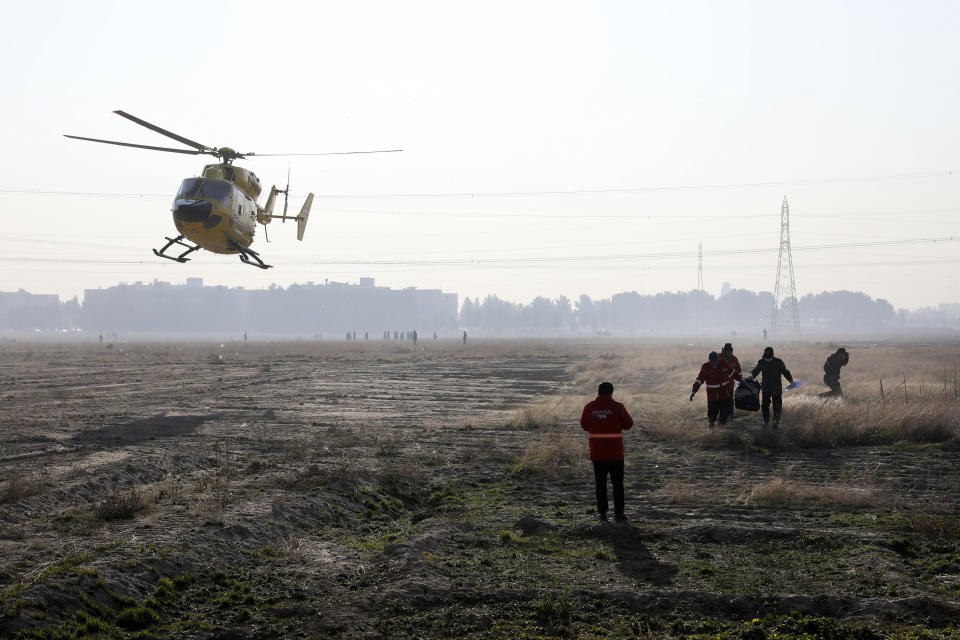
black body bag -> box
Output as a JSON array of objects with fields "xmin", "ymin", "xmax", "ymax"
[{"xmin": 734, "ymin": 379, "xmax": 761, "ymax": 411}]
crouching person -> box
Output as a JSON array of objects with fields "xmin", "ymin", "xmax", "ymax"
[{"xmin": 580, "ymin": 382, "xmax": 634, "ymax": 522}]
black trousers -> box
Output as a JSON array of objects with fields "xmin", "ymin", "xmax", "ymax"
[
  {"xmin": 819, "ymin": 374, "xmax": 842, "ymax": 398},
  {"xmin": 761, "ymin": 391, "xmax": 783, "ymax": 422},
  {"xmin": 592, "ymin": 460, "xmax": 624, "ymax": 515},
  {"xmin": 707, "ymin": 399, "xmax": 728, "ymax": 425}
]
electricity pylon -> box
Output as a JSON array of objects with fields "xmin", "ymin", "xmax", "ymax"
[{"xmin": 770, "ymin": 196, "xmax": 801, "ymax": 338}]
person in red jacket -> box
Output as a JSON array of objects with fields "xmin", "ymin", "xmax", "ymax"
[
  {"xmin": 690, "ymin": 351, "xmax": 734, "ymax": 428},
  {"xmin": 580, "ymin": 381, "xmax": 634, "ymax": 522},
  {"xmin": 719, "ymin": 343, "xmax": 742, "ymax": 419}
]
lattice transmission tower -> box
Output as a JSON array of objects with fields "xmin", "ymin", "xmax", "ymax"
[{"xmin": 770, "ymin": 196, "xmax": 801, "ymax": 338}]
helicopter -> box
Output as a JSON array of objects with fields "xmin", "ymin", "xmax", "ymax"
[{"xmin": 65, "ymin": 111, "xmax": 401, "ymax": 269}]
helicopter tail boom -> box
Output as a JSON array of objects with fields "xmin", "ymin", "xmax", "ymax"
[{"xmin": 263, "ymin": 185, "xmax": 278, "ymax": 220}]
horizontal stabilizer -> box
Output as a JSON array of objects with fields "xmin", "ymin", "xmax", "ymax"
[{"xmin": 297, "ymin": 193, "xmax": 313, "ymax": 241}]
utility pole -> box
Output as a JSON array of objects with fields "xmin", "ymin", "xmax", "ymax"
[
  {"xmin": 770, "ymin": 196, "xmax": 801, "ymax": 338},
  {"xmin": 697, "ymin": 242, "xmax": 703, "ymax": 291},
  {"xmin": 695, "ymin": 242, "xmax": 703, "ymax": 334}
]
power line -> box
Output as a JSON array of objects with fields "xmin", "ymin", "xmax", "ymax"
[
  {"xmin": 297, "ymin": 235, "xmax": 960, "ymax": 265},
  {"xmin": 0, "ymin": 235, "xmax": 955, "ymax": 267},
  {"xmin": 0, "ymin": 170, "xmax": 950, "ymax": 201},
  {"xmin": 305, "ymin": 171, "xmax": 953, "ymax": 199}
]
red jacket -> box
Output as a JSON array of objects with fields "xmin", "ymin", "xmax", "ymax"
[
  {"xmin": 580, "ymin": 396, "xmax": 634, "ymax": 461},
  {"xmin": 719, "ymin": 353, "xmax": 742, "ymax": 399},
  {"xmin": 692, "ymin": 361, "xmax": 734, "ymax": 401}
]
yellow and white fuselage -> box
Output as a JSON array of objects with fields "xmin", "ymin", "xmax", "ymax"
[{"xmin": 172, "ymin": 163, "xmax": 261, "ymax": 254}]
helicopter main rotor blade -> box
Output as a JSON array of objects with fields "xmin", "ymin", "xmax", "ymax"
[
  {"xmin": 63, "ymin": 134, "xmax": 206, "ymax": 155},
  {"xmin": 113, "ymin": 110, "xmax": 215, "ymax": 153},
  {"xmin": 248, "ymin": 149, "xmax": 403, "ymax": 157}
]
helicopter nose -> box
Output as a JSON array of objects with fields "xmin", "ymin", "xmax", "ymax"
[{"xmin": 173, "ymin": 199, "xmax": 213, "ymax": 223}]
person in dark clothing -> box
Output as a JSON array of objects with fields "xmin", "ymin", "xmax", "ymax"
[
  {"xmin": 818, "ymin": 347, "xmax": 849, "ymax": 398},
  {"xmin": 746, "ymin": 346, "xmax": 794, "ymax": 428},
  {"xmin": 580, "ymin": 382, "xmax": 634, "ymax": 522},
  {"xmin": 691, "ymin": 351, "xmax": 736, "ymax": 428}
]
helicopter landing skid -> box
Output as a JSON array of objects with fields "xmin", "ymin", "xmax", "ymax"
[
  {"xmin": 153, "ymin": 235, "xmax": 200, "ymax": 263},
  {"xmin": 237, "ymin": 247, "xmax": 273, "ymax": 270}
]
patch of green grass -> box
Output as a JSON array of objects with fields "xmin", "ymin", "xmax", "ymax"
[
  {"xmin": 251, "ymin": 545, "xmax": 284, "ymax": 561},
  {"xmin": 38, "ymin": 553, "xmax": 94, "ymax": 579},
  {"xmin": 893, "ymin": 513, "xmax": 960, "ymax": 541},
  {"xmin": 498, "ymin": 529, "xmax": 522, "ymax": 545},
  {"xmin": 532, "ymin": 587, "xmax": 575, "ymax": 630},
  {"xmin": 115, "ymin": 604, "xmax": 160, "ymax": 630},
  {"xmin": 19, "ymin": 609, "xmax": 120, "ymax": 639},
  {"xmin": 1, "ymin": 582, "xmax": 27, "ymax": 618},
  {"xmin": 374, "ymin": 601, "xmax": 960, "ymax": 640},
  {"xmin": 152, "ymin": 577, "xmax": 176, "ymax": 601},
  {"xmin": 356, "ymin": 487, "xmax": 405, "ymax": 516},
  {"xmin": 427, "ymin": 480, "xmax": 524, "ymax": 522},
  {"xmin": 350, "ymin": 527, "xmax": 417, "ymax": 553},
  {"xmin": 428, "ymin": 482, "xmax": 462, "ymax": 505}
]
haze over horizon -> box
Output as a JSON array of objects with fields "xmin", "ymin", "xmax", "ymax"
[{"xmin": 2, "ymin": 1, "xmax": 958, "ymax": 311}]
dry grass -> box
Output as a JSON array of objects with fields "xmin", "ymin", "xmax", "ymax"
[
  {"xmin": 96, "ymin": 489, "xmax": 146, "ymax": 520},
  {"xmin": 1, "ymin": 472, "xmax": 44, "ymax": 503},
  {"xmin": 281, "ymin": 460, "xmax": 364, "ymax": 490},
  {"xmin": 513, "ymin": 431, "xmax": 587, "ymax": 480},
  {"xmin": 562, "ymin": 343, "xmax": 960, "ymax": 449},
  {"xmin": 377, "ymin": 461, "xmax": 424, "ymax": 491},
  {"xmin": 744, "ymin": 476, "xmax": 882, "ymax": 508},
  {"xmin": 776, "ymin": 396, "xmax": 959, "ymax": 447},
  {"xmin": 508, "ymin": 405, "xmax": 565, "ymax": 430},
  {"xmin": 653, "ymin": 479, "xmax": 707, "ymax": 504}
]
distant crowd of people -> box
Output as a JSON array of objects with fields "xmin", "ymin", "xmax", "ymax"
[{"xmin": 334, "ymin": 330, "xmax": 469, "ymax": 345}]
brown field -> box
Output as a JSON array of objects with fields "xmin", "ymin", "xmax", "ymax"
[{"xmin": 1, "ymin": 339, "xmax": 959, "ymax": 639}]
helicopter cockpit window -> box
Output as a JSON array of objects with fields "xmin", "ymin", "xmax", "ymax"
[
  {"xmin": 176, "ymin": 179, "xmax": 232, "ymax": 205},
  {"xmin": 177, "ymin": 179, "xmax": 203, "ymax": 198}
]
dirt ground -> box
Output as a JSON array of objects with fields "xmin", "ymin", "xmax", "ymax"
[{"xmin": 1, "ymin": 340, "xmax": 958, "ymax": 639}]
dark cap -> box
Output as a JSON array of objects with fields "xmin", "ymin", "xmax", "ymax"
[
  {"xmin": 598, "ymin": 381, "xmax": 614, "ymax": 396},
  {"xmin": 837, "ymin": 347, "xmax": 847, "ymax": 354},
  {"xmin": 708, "ymin": 351, "xmax": 719, "ymax": 362},
  {"xmin": 763, "ymin": 346, "xmax": 774, "ymax": 358},
  {"xmin": 722, "ymin": 342, "xmax": 733, "ymax": 353}
]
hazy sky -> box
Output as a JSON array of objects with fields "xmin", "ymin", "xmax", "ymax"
[{"xmin": 1, "ymin": 0, "xmax": 958, "ymax": 310}]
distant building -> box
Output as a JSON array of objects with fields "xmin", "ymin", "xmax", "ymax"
[
  {"xmin": 0, "ymin": 289, "xmax": 61, "ymax": 330},
  {"xmin": 78, "ymin": 277, "xmax": 458, "ymax": 335}
]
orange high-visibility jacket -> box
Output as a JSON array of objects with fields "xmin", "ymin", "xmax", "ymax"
[
  {"xmin": 692, "ymin": 361, "xmax": 734, "ymax": 402},
  {"xmin": 580, "ymin": 396, "xmax": 634, "ymax": 461}
]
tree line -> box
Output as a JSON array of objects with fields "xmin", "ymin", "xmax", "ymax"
[{"xmin": 459, "ymin": 288, "xmax": 956, "ymax": 334}]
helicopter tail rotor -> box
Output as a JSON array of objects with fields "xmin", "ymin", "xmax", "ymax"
[
  {"xmin": 257, "ymin": 180, "xmax": 311, "ymax": 241},
  {"xmin": 297, "ymin": 194, "xmax": 313, "ymax": 241}
]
